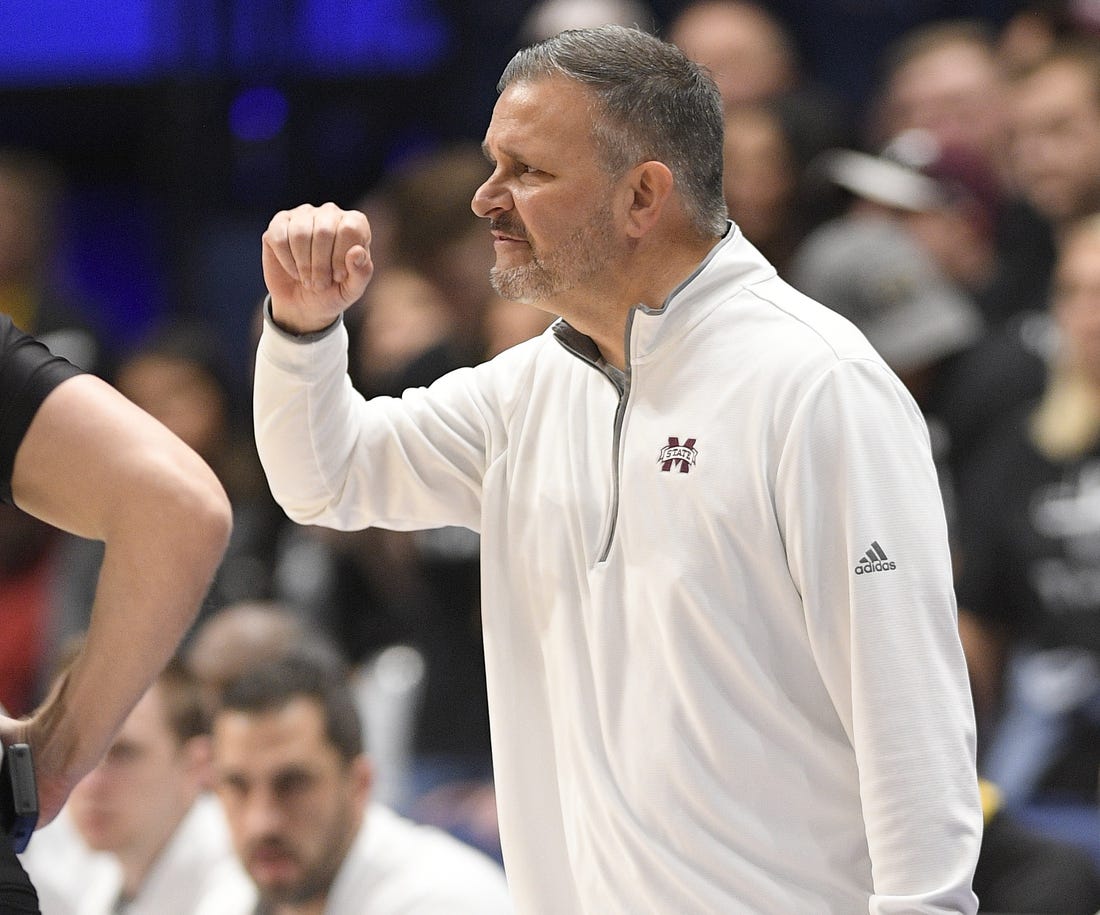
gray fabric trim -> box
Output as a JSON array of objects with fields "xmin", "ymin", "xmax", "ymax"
[{"xmin": 262, "ymin": 294, "xmax": 343, "ymax": 343}]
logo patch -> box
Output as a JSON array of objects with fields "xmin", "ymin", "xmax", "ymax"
[
  {"xmin": 658, "ymin": 437, "xmax": 698, "ymax": 473},
  {"xmin": 854, "ymin": 541, "xmax": 897, "ymax": 575}
]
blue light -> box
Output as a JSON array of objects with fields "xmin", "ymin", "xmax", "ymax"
[{"xmin": 229, "ymin": 86, "xmax": 289, "ymax": 143}]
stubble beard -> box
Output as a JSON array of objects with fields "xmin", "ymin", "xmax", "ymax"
[
  {"xmin": 250, "ymin": 811, "xmax": 356, "ymax": 910},
  {"xmin": 490, "ymin": 203, "xmax": 617, "ymax": 305}
]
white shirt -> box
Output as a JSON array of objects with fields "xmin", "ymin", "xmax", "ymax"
[
  {"xmin": 199, "ymin": 803, "xmax": 512, "ymax": 914},
  {"xmin": 75, "ymin": 794, "xmax": 241, "ymax": 915},
  {"xmin": 20, "ymin": 807, "xmax": 111, "ymax": 915},
  {"xmin": 254, "ymin": 225, "xmax": 983, "ymax": 914}
]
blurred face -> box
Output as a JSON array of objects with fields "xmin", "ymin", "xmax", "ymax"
[
  {"xmin": 115, "ymin": 354, "xmax": 226, "ymax": 459},
  {"xmin": 471, "ymin": 76, "xmax": 628, "ymax": 309},
  {"xmin": 885, "ymin": 41, "xmax": 1006, "ymax": 165},
  {"xmin": 213, "ymin": 698, "xmax": 369, "ymax": 909},
  {"xmin": 1053, "ymin": 222, "xmax": 1100, "ymax": 382},
  {"xmin": 722, "ymin": 106, "xmax": 794, "ymax": 247},
  {"xmin": 0, "ymin": 171, "xmax": 44, "ymax": 280},
  {"xmin": 69, "ymin": 684, "xmax": 201, "ymax": 857},
  {"xmin": 670, "ymin": 2, "xmax": 795, "ymax": 108},
  {"xmin": 1011, "ymin": 59, "xmax": 1100, "ymax": 225}
]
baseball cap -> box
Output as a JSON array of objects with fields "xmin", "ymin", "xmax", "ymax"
[
  {"xmin": 814, "ymin": 129, "xmax": 1001, "ymax": 230},
  {"xmin": 791, "ymin": 215, "xmax": 984, "ymax": 374}
]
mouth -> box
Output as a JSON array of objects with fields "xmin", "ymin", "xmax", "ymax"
[
  {"xmin": 493, "ymin": 235, "xmax": 529, "ymax": 250},
  {"xmin": 490, "ymin": 220, "xmax": 527, "ymax": 245},
  {"xmin": 248, "ymin": 844, "xmax": 299, "ymax": 883}
]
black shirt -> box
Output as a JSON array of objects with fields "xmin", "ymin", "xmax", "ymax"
[{"xmin": 0, "ymin": 313, "xmax": 82, "ymax": 505}]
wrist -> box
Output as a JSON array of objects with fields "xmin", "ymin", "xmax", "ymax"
[{"xmin": 264, "ymin": 295, "xmax": 343, "ymax": 342}]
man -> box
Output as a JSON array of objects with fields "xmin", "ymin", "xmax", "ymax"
[
  {"xmin": 666, "ymin": 0, "xmax": 800, "ymax": 111},
  {"xmin": 871, "ymin": 20, "xmax": 1057, "ymax": 329},
  {"xmin": 1010, "ymin": 37, "xmax": 1100, "ymax": 243},
  {"xmin": 59, "ymin": 660, "xmax": 239, "ymax": 913},
  {"xmin": 253, "ymin": 25, "xmax": 981, "ymax": 913},
  {"xmin": 206, "ymin": 653, "xmax": 512, "ymax": 914},
  {"xmin": 0, "ymin": 315, "xmax": 231, "ymax": 910}
]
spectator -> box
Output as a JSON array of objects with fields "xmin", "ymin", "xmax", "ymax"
[
  {"xmin": 870, "ymin": 20, "xmax": 1010, "ymax": 178},
  {"xmin": 722, "ymin": 92, "xmax": 851, "ymax": 273},
  {"xmin": 184, "ymin": 600, "xmax": 310, "ymax": 717},
  {"xmin": 518, "ymin": 0, "xmax": 655, "ymax": 43},
  {"xmin": 790, "ymin": 213, "xmax": 985, "ymax": 514},
  {"xmin": 812, "ymin": 127, "xmax": 1031, "ymax": 327},
  {"xmin": 1009, "ymin": 36, "xmax": 1100, "ymax": 242},
  {"xmin": 0, "ymin": 148, "xmax": 104, "ymax": 374},
  {"xmin": 955, "ymin": 211, "xmax": 1100, "ymax": 807},
  {"xmin": 869, "ymin": 20, "xmax": 1058, "ymax": 325},
  {"xmin": 667, "ymin": 0, "xmax": 800, "ymax": 110},
  {"xmin": 972, "ymin": 778, "xmax": 1100, "ymax": 913},
  {"xmin": 205, "ymin": 653, "xmax": 512, "ymax": 914},
  {"xmin": 60, "ymin": 660, "xmax": 240, "ymax": 914},
  {"xmin": 377, "ymin": 143, "xmax": 497, "ymax": 366}
]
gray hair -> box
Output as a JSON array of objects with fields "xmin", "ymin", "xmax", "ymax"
[{"xmin": 499, "ymin": 25, "xmax": 728, "ymax": 237}]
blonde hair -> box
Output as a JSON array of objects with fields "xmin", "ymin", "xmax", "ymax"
[{"xmin": 1031, "ymin": 212, "xmax": 1100, "ymax": 459}]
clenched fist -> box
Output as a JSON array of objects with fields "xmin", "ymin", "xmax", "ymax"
[{"xmin": 262, "ymin": 202, "xmax": 375, "ymax": 335}]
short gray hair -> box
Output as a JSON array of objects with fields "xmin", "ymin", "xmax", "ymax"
[{"xmin": 499, "ymin": 25, "xmax": 728, "ymax": 237}]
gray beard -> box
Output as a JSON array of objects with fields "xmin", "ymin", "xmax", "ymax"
[{"xmin": 489, "ymin": 262, "xmax": 557, "ymax": 304}]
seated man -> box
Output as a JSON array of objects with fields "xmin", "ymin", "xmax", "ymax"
[
  {"xmin": 63, "ymin": 659, "xmax": 240, "ymax": 914},
  {"xmin": 205, "ymin": 652, "xmax": 513, "ymax": 915}
]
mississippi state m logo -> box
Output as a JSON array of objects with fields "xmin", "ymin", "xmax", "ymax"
[{"xmin": 658, "ymin": 437, "xmax": 698, "ymax": 473}]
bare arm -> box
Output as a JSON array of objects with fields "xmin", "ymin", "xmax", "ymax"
[{"xmin": 2, "ymin": 373, "xmax": 232, "ymax": 824}]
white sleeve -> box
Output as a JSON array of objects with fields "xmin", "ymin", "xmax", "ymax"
[
  {"xmin": 253, "ymin": 312, "xmax": 496, "ymax": 534},
  {"xmin": 776, "ymin": 357, "xmax": 982, "ymax": 915}
]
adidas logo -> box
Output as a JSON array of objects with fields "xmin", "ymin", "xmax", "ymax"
[{"xmin": 854, "ymin": 541, "xmax": 896, "ymax": 575}]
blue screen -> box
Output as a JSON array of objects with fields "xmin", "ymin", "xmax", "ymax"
[{"xmin": 0, "ymin": 0, "xmax": 450, "ymax": 86}]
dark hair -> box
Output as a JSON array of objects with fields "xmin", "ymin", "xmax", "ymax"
[
  {"xmin": 218, "ymin": 651, "xmax": 363, "ymax": 762},
  {"xmin": 500, "ymin": 25, "xmax": 728, "ymax": 237},
  {"xmin": 1022, "ymin": 34, "xmax": 1100, "ymax": 104},
  {"xmin": 157, "ymin": 657, "xmax": 211, "ymax": 743},
  {"xmin": 880, "ymin": 18, "xmax": 996, "ymax": 83}
]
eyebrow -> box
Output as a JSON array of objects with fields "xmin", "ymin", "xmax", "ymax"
[{"xmin": 481, "ymin": 141, "xmax": 527, "ymax": 166}]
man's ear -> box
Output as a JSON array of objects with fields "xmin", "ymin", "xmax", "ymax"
[
  {"xmin": 622, "ymin": 160, "xmax": 674, "ymax": 238},
  {"xmin": 183, "ymin": 734, "xmax": 214, "ymax": 791},
  {"xmin": 351, "ymin": 754, "xmax": 373, "ymax": 809}
]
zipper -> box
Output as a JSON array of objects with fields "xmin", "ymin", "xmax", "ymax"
[{"xmin": 551, "ymin": 311, "xmax": 636, "ymax": 564}]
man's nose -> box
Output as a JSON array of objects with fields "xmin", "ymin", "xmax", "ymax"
[
  {"xmin": 241, "ymin": 792, "xmax": 284, "ymax": 837},
  {"xmin": 471, "ymin": 170, "xmax": 511, "ymax": 218}
]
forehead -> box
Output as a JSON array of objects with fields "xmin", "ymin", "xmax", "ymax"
[
  {"xmin": 116, "ymin": 682, "xmax": 172, "ymax": 745},
  {"xmin": 1017, "ymin": 60, "xmax": 1096, "ymax": 111},
  {"xmin": 214, "ymin": 697, "xmax": 333, "ymax": 770},
  {"xmin": 1060, "ymin": 228, "xmax": 1100, "ymax": 273},
  {"xmin": 484, "ymin": 77, "xmax": 598, "ymax": 160}
]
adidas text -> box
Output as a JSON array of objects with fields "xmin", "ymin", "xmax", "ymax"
[{"xmin": 854, "ymin": 560, "xmax": 896, "ymax": 575}]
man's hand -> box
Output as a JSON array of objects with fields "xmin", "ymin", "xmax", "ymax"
[
  {"xmin": 261, "ymin": 202, "xmax": 375, "ymax": 335},
  {"xmin": 0, "ymin": 711, "xmax": 75, "ymax": 829}
]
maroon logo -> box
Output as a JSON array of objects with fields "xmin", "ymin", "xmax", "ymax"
[{"xmin": 658, "ymin": 437, "xmax": 698, "ymax": 473}]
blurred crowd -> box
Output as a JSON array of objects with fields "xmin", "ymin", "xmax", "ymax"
[{"xmin": 6, "ymin": 0, "xmax": 1100, "ymax": 912}]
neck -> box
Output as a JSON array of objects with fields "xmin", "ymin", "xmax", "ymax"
[
  {"xmin": 117, "ymin": 804, "xmax": 191, "ymax": 899},
  {"xmin": 554, "ymin": 231, "xmax": 719, "ymax": 370},
  {"xmin": 274, "ymin": 901, "xmax": 325, "ymax": 915}
]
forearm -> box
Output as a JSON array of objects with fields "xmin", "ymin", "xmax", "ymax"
[
  {"xmin": 41, "ymin": 480, "xmax": 228, "ymax": 765},
  {"xmin": 8, "ymin": 373, "xmax": 232, "ymax": 818},
  {"xmin": 254, "ymin": 313, "xmax": 365, "ymax": 527},
  {"xmin": 255, "ymin": 314, "xmax": 489, "ymax": 532}
]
